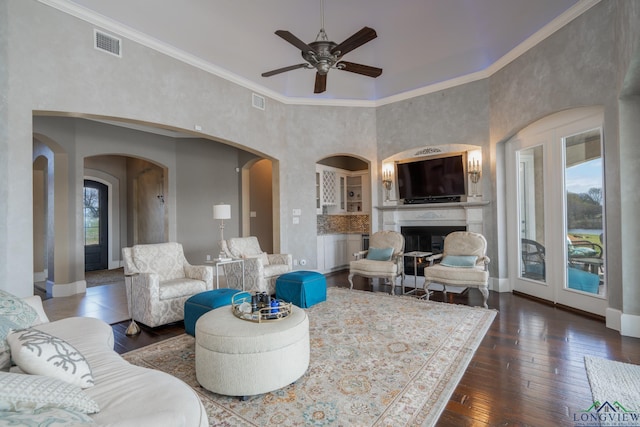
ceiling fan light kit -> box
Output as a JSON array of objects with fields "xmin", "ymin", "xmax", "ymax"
[{"xmin": 262, "ymin": 0, "xmax": 382, "ymax": 94}]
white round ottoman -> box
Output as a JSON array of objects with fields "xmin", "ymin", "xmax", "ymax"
[{"xmin": 195, "ymin": 305, "xmax": 309, "ymax": 398}]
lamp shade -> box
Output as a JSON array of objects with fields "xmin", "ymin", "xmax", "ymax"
[{"xmin": 213, "ymin": 204, "xmax": 231, "ymax": 220}]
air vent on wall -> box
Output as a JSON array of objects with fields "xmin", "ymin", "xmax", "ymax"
[
  {"xmin": 94, "ymin": 29, "xmax": 121, "ymax": 57},
  {"xmin": 252, "ymin": 93, "xmax": 265, "ymax": 111}
]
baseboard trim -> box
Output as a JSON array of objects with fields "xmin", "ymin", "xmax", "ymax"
[
  {"xmin": 605, "ymin": 307, "xmax": 621, "ymax": 332},
  {"xmin": 47, "ymin": 279, "xmax": 87, "ymax": 297},
  {"xmin": 490, "ymin": 277, "xmax": 510, "ymax": 293},
  {"xmin": 621, "ymin": 312, "xmax": 640, "ymax": 338},
  {"xmin": 608, "ymin": 308, "xmax": 640, "ymax": 338}
]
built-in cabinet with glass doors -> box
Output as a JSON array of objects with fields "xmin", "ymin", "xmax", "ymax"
[{"xmin": 315, "ymin": 165, "xmax": 369, "ymax": 214}]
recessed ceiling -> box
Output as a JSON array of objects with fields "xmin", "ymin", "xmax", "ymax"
[{"xmin": 47, "ymin": 0, "xmax": 589, "ymax": 103}]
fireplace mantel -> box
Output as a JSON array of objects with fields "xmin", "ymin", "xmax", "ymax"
[{"xmin": 376, "ymin": 201, "xmax": 489, "ymax": 234}]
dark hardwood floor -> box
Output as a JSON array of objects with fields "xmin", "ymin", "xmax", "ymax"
[{"xmin": 107, "ymin": 272, "xmax": 640, "ymax": 427}]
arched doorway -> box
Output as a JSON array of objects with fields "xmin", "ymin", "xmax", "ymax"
[
  {"xmin": 242, "ymin": 158, "xmax": 274, "ymax": 253},
  {"xmin": 83, "ymin": 180, "xmax": 108, "ymax": 271},
  {"xmin": 316, "ymin": 155, "xmax": 371, "ymax": 273},
  {"xmin": 84, "ymin": 154, "xmax": 167, "ymax": 267}
]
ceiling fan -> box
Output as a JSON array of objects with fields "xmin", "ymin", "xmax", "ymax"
[{"xmin": 261, "ymin": 0, "xmax": 382, "ymax": 94}]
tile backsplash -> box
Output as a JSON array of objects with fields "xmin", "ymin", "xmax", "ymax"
[{"xmin": 317, "ymin": 214, "xmax": 370, "ymax": 234}]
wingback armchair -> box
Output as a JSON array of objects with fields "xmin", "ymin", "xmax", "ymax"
[
  {"xmin": 122, "ymin": 242, "xmax": 213, "ymax": 328},
  {"xmin": 423, "ymin": 231, "xmax": 490, "ymax": 308},
  {"xmin": 348, "ymin": 230, "xmax": 405, "ymax": 295},
  {"xmin": 221, "ymin": 236, "xmax": 292, "ymax": 295}
]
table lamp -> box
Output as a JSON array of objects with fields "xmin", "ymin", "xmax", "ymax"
[{"xmin": 213, "ymin": 204, "xmax": 231, "ymax": 260}]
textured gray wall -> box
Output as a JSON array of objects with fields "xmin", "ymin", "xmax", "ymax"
[
  {"xmin": 175, "ymin": 137, "xmax": 242, "ymax": 262},
  {"xmin": 617, "ymin": 1, "xmax": 640, "ymax": 317},
  {"xmin": 489, "ymin": 0, "xmax": 623, "ymax": 310},
  {"xmin": 0, "ymin": 1, "xmax": 8, "ymax": 293}
]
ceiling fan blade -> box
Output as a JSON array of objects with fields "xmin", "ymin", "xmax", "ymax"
[
  {"xmin": 275, "ymin": 30, "xmax": 316, "ymax": 55},
  {"xmin": 262, "ymin": 63, "xmax": 309, "ymax": 77},
  {"xmin": 330, "ymin": 27, "xmax": 377, "ymax": 57},
  {"xmin": 314, "ymin": 73, "xmax": 327, "ymax": 94},
  {"xmin": 338, "ymin": 61, "xmax": 382, "ymax": 78}
]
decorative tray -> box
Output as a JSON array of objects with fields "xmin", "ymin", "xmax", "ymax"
[{"xmin": 231, "ymin": 291, "xmax": 292, "ymax": 323}]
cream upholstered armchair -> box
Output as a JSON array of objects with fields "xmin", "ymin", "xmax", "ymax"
[
  {"xmin": 423, "ymin": 231, "xmax": 490, "ymax": 308},
  {"xmin": 221, "ymin": 236, "xmax": 292, "ymax": 295},
  {"xmin": 122, "ymin": 242, "xmax": 213, "ymax": 328},
  {"xmin": 348, "ymin": 230, "xmax": 405, "ymax": 295}
]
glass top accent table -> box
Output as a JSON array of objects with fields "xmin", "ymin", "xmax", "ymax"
[
  {"xmin": 403, "ymin": 251, "xmax": 432, "ymax": 297},
  {"xmin": 206, "ymin": 258, "xmax": 245, "ymax": 290}
]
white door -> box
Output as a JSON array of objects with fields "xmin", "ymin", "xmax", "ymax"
[{"xmin": 506, "ymin": 108, "xmax": 607, "ymax": 316}]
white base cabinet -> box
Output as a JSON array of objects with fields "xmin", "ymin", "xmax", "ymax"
[{"xmin": 317, "ymin": 234, "xmax": 350, "ymax": 273}]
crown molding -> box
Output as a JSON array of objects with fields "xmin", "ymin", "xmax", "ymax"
[{"xmin": 38, "ymin": 0, "xmax": 601, "ymax": 109}]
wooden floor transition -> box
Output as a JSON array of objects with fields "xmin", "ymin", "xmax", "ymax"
[{"xmin": 37, "ymin": 271, "xmax": 640, "ymax": 427}]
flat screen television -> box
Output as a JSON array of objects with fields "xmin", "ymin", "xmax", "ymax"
[{"xmin": 396, "ymin": 153, "xmax": 466, "ymax": 203}]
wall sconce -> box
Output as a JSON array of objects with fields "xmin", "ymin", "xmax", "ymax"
[
  {"xmin": 382, "ymin": 164, "xmax": 394, "ymax": 201},
  {"xmin": 213, "ymin": 204, "xmax": 231, "ymax": 260},
  {"xmin": 467, "ymin": 152, "xmax": 482, "ymax": 197}
]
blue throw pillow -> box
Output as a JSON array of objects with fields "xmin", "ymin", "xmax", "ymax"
[
  {"xmin": 440, "ymin": 255, "xmax": 478, "ymax": 268},
  {"xmin": 366, "ymin": 247, "xmax": 394, "ymax": 261}
]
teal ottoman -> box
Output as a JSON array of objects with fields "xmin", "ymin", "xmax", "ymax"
[
  {"xmin": 276, "ymin": 271, "xmax": 327, "ymax": 308},
  {"xmin": 184, "ymin": 288, "xmax": 247, "ymax": 336}
]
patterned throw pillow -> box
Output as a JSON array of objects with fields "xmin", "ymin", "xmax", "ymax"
[
  {"xmin": 0, "ymin": 289, "xmax": 38, "ymax": 328},
  {"xmin": 0, "ymin": 406, "xmax": 95, "ymax": 425},
  {"xmin": 0, "ymin": 317, "xmax": 20, "ymax": 371},
  {"xmin": 0, "ymin": 371, "xmax": 100, "ymax": 414},
  {"xmin": 7, "ymin": 329, "xmax": 95, "ymax": 388}
]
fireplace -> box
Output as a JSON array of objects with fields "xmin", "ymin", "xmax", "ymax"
[
  {"xmin": 401, "ymin": 226, "xmax": 466, "ymax": 275},
  {"xmin": 379, "ymin": 201, "xmax": 487, "ymax": 275}
]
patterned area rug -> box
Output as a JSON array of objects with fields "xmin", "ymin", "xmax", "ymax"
[
  {"xmin": 85, "ymin": 267, "xmax": 125, "ymax": 288},
  {"xmin": 123, "ymin": 287, "xmax": 496, "ymax": 426}
]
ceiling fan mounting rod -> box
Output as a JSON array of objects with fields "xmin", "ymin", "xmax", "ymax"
[{"xmin": 316, "ymin": 0, "xmax": 328, "ymax": 42}]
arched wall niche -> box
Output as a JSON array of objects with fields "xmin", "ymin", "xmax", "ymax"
[{"xmin": 381, "ymin": 143, "xmax": 484, "ymax": 204}]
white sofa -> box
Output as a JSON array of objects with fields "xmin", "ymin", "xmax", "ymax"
[{"xmin": 1, "ymin": 295, "xmax": 208, "ymax": 427}]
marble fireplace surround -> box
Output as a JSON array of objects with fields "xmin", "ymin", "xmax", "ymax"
[{"xmin": 377, "ymin": 201, "xmax": 489, "ymax": 236}]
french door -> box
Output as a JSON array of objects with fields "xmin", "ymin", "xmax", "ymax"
[{"xmin": 506, "ymin": 108, "xmax": 607, "ymax": 316}]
